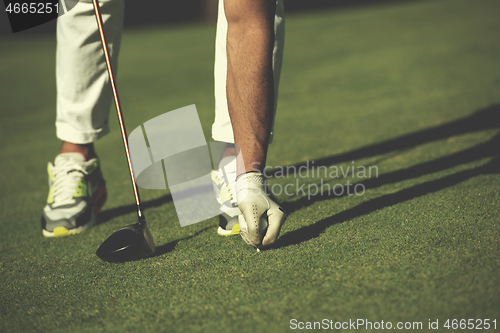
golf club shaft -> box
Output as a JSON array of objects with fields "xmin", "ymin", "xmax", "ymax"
[{"xmin": 92, "ymin": 0, "xmax": 144, "ymax": 218}]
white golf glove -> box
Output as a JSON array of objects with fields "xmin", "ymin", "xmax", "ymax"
[{"xmin": 236, "ymin": 172, "xmax": 286, "ymax": 248}]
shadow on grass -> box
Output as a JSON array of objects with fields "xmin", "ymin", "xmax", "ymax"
[
  {"xmin": 280, "ymin": 131, "xmax": 500, "ymax": 216},
  {"xmin": 271, "ymin": 104, "xmax": 500, "ymax": 248},
  {"xmin": 97, "ymin": 193, "xmax": 173, "ymax": 225},
  {"xmin": 96, "ymin": 104, "xmax": 500, "ymax": 249},
  {"xmin": 123, "ymin": 226, "xmax": 212, "ymax": 262},
  {"xmin": 273, "ymin": 155, "xmax": 499, "ymax": 249},
  {"xmin": 268, "ymin": 104, "xmax": 500, "ymax": 178}
]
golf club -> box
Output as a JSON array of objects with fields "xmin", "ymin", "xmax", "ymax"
[{"xmin": 92, "ymin": 0, "xmax": 156, "ymax": 262}]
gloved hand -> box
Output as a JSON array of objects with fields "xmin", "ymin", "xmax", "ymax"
[{"xmin": 236, "ymin": 172, "xmax": 286, "ymax": 248}]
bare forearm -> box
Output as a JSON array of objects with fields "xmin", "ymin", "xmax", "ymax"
[{"xmin": 225, "ymin": 0, "xmax": 276, "ymax": 174}]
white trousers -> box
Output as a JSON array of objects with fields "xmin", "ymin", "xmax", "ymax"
[{"xmin": 56, "ymin": 0, "xmax": 284, "ymax": 145}]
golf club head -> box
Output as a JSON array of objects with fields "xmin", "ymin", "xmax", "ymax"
[{"xmin": 96, "ymin": 221, "xmax": 155, "ymax": 262}]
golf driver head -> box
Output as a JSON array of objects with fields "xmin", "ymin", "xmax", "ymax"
[{"xmin": 96, "ymin": 220, "xmax": 155, "ymax": 262}]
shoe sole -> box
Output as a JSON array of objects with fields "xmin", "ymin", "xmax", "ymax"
[
  {"xmin": 42, "ymin": 180, "xmax": 107, "ymax": 237},
  {"xmin": 217, "ymin": 223, "xmax": 240, "ymax": 236},
  {"xmin": 42, "ymin": 216, "xmax": 96, "ymax": 237}
]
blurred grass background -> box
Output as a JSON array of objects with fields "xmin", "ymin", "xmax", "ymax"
[{"xmin": 0, "ymin": 0, "xmax": 499, "ymax": 332}]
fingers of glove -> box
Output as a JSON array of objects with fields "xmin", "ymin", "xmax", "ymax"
[
  {"xmin": 238, "ymin": 193, "xmax": 268, "ymax": 245},
  {"xmin": 238, "ymin": 212, "xmax": 262, "ymax": 245},
  {"xmin": 238, "ymin": 214, "xmax": 267, "ymax": 248},
  {"xmin": 238, "ymin": 214, "xmax": 257, "ymax": 246},
  {"xmin": 235, "ymin": 172, "xmax": 286, "ymax": 247},
  {"xmin": 262, "ymin": 204, "xmax": 286, "ymax": 247}
]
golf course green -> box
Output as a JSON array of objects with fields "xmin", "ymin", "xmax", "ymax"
[{"xmin": 0, "ymin": 0, "xmax": 498, "ymax": 331}]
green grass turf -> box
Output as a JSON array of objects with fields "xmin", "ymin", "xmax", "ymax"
[{"xmin": 1, "ymin": 0, "xmax": 499, "ymax": 331}]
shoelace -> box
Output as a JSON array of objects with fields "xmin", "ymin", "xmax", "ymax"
[
  {"xmin": 51, "ymin": 160, "xmax": 87, "ymax": 207},
  {"xmin": 215, "ymin": 169, "xmax": 237, "ymax": 205}
]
